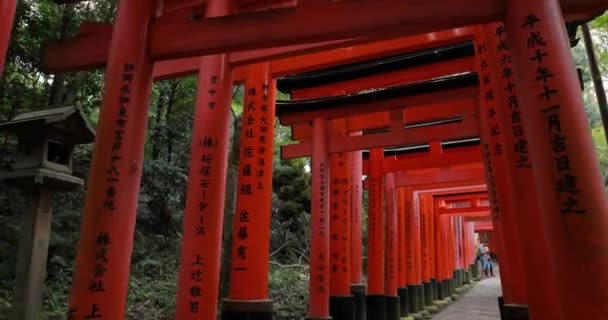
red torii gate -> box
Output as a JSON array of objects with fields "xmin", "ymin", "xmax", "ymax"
[
  {"xmin": 413, "ymin": 185, "xmax": 488, "ymax": 312},
  {"xmin": 349, "ymin": 139, "xmax": 487, "ymax": 320},
  {"xmin": 1, "ymin": 1, "xmax": 607, "ymax": 320}
]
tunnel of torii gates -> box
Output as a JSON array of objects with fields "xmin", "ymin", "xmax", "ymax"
[{"xmin": 2, "ymin": 0, "xmax": 608, "ymax": 320}]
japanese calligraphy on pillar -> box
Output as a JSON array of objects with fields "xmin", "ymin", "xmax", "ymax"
[
  {"xmin": 520, "ymin": 14, "xmax": 585, "ymax": 214},
  {"xmin": 187, "ymin": 74, "xmax": 220, "ymax": 315},
  {"xmin": 229, "ymin": 66, "xmax": 276, "ymax": 300},
  {"xmin": 405, "ymin": 190, "xmax": 413, "ymax": 274},
  {"xmin": 367, "ymin": 174, "xmax": 382, "ymax": 282},
  {"xmin": 385, "ymin": 174, "xmax": 396, "ymax": 291},
  {"xmin": 397, "ymin": 188, "xmax": 405, "ymax": 284},
  {"xmin": 420, "ymin": 196, "xmax": 428, "ymax": 273},
  {"xmin": 476, "ymin": 38, "xmax": 502, "ymax": 221},
  {"xmin": 315, "ymin": 161, "xmax": 328, "ymax": 294},
  {"xmin": 101, "ymin": 63, "xmax": 134, "ymax": 212},
  {"xmin": 69, "ymin": 63, "xmax": 136, "ymax": 319},
  {"xmin": 330, "ymin": 151, "xmax": 351, "ymax": 293},
  {"xmin": 232, "ymin": 81, "xmax": 274, "ymax": 272},
  {"xmin": 494, "ymin": 26, "xmax": 532, "ymax": 168},
  {"xmin": 366, "ymin": 149, "xmax": 384, "ymax": 294}
]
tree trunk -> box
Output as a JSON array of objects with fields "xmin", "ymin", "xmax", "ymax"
[
  {"xmin": 63, "ymin": 72, "xmax": 87, "ymax": 105},
  {"xmin": 48, "ymin": 6, "xmax": 73, "ymax": 107},
  {"xmin": 165, "ymin": 82, "xmax": 179, "ymax": 163},
  {"xmin": 151, "ymin": 84, "xmax": 168, "ymax": 160}
]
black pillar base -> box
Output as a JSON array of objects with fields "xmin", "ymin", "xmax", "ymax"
[
  {"xmin": 330, "ymin": 295, "xmax": 355, "ymax": 320},
  {"xmin": 448, "ymin": 279, "xmax": 455, "ymax": 296},
  {"xmin": 366, "ymin": 294, "xmax": 386, "ymax": 320},
  {"xmin": 351, "ymin": 284, "xmax": 366, "ymax": 320},
  {"xmin": 386, "ymin": 295, "xmax": 400, "ymax": 320},
  {"xmin": 499, "ymin": 296, "xmax": 529, "ymax": 320},
  {"xmin": 498, "ymin": 296, "xmax": 505, "ymax": 319},
  {"xmin": 459, "ymin": 269, "xmax": 466, "ymax": 287},
  {"xmin": 442, "ymin": 279, "xmax": 450, "ymax": 298},
  {"xmin": 423, "ymin": 282, "xmax": 433, "ymax": 306},
  {"xmin": 407, "ymin": 285, "xmax": 420, "ymax": 313},
  {"xmin": 503, "ymin": 304, "xmax": 530, "ymax": 320},
  {"xmin": 431, "ymin": 279, "xmax": 438, "ymax": 301},
  {"xmin": 417, "ymin": 284, "xmax": 425, "ymax": 310},
  {"xmin": 398, "ymin": 287, "xmax": 410, "ymax": 317},
  {"xmin": 454, "ymin": 270, "xmax": 463, "ymax": 288},
  {"xmin": 221, "ymin": 299, "xmax": 274, "ymax": 320},
  {"xmin": 437, "ymin": 281, "xmax": 446, "ymax": 300}
]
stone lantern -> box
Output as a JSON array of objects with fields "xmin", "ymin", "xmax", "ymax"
[{"xmin": 0, "ymin": 106, "xmax": 95, "ymax": 320}]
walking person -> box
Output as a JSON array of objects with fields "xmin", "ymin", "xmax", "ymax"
[{"xmin": 478, "ymin": 243, "xmax": 492, "ymax": 278}]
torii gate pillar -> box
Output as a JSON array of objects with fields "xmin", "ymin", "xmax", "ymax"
[
  {"xmin": 350, "ymin": 136, "xmax": 366, "ymax": 320},
  {"xmin": 329, "ymin": 146, "xmax": 354, "ymax": 320},
  {"xmin": 506, "ymin": 1, "xmax": 608, "ymax": 317},
  {"xmin": 366, "ymin": 148, "xmax": 386, "ymax": 320},
  {"xmin": 385, "ymin": 172, "xmax": 401, "ymax": 320},
  {"xmin": 308, "ymin": 117, "xmax": 331, "ymax": 320},
  {"xmin": 483, "ymin": 22, "xmax": 560, "ymax": 320},
  {"xmin": 474, "ymin": 27, "xmax": 528, "ymax": 311},
  {"xmin": 223, "ymin": 63, "xmax": 275, "ymax": 319},
  {"xmin": 0, "ymin": 0, "xmax": 16, "ymax": 76},
  {"xmin": 66, "ymin": 1, "xmax": 155, "ymax": 318},
  {"xmin": 175, "ymin": 1, "xmax": 236, "ymax": 318}
]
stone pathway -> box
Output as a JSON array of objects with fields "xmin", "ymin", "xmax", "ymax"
[{"xmin": 432, "ymin": 277, "xmax": 502, "ymax": 320}]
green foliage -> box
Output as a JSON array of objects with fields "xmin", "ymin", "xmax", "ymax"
[
  {"xmin": 138, "ymin": 159, "xmax": 188, "ymax": 235},
  {"xmin": 271, "ymin": 158, "xmax": 312, "ymax": 264},
  {"xmin": 269, "ymin": 266, "xmax": 309, "ymax": 320},
  {"xmin": 3, "ymin": 2, "xmax": 607, "ymax": 319}
]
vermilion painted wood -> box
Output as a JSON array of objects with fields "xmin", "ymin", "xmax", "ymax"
[
  {"xmin": 279, "ymin": 87, "xmax": 477, "ymax": 126},
  {"xmin": 482, "ymin": 23, "xmax": 562, "ymax": 319},
  {"xmin": 397, "ymin": 187, "xmax": 407, "ymax": 288},
  {"xmin": 350, "ymin": 134, "xmax": 364, "ymax": 285},
  {"xmin": 0, "ymin": 0, "xmax": 16, "ymax": 76},
  {"xmin": 426, "ymin": 195, "xmax": 436, "ymax": 284},
  {"xmin": 67, "ymin": 1, "xmax": 156, "ymax": 319},
  {"xmin": 506, "ymin": 0, "xmax": 608, "ymax": 317},
  {"xmin": 367, "ymin": 149, "xmax": 385, "ymax": 295},
  {"xmin": 309, "ymin": 117, "xmax": 330, "ymax": 318},
  {"xmin": 148, "ymin": 0, "xmax": 604, "ymax": 60},
  {"xmin": 474, "ymin": 27, "xmax": 528, "ymax": 305},
  {"xmin": 228, "ymin": 63, "xmax": 276, "ymax": 300},
  {"xmin": 291, "ymin": 99, "xmax": 476, "ymax": 142},
  {"xmin": 293, "ymin": 57, "xmax": 476, "ymax": 98},
  {"xmin": 41, "ymin": 23, "xmax": 473, "ymax": 77},
  {"xmin": 385, "ymin": 172, "xmax": 399, "ymax": 296},
  {"xmin": 404, "ymin": 187, "xmax": 417, "ymax": 286},
  {"xmin": 329, "ymin": 150, "xmax": 352, "ymax": 296},
  {"xmin": 419, "ymin": 194, "xmax": 431, "ymax": 283},
  {"xmin": 438, "ymin": 207, "xmax": 491, "ymax": 216},
  {"xmin": 175, "ymin": 0, "xmax": 237, "ymax": 318},
  {"xmin": 283, "ymin": 120, "xmax": 478, "ymax": 159}
]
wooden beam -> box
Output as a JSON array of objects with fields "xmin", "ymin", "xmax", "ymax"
[
  {"xmin": 438, "ymin": 206, "xmax": 491, "ymax": 216},
  {"xmin": 294, "ymin": 57, "xmax": 476, "ymax": 97},
  {"xmin": 278, "ymin": 82, "xmax": 478, "ymax": 125},
  {"xmin": 291, "ymin": 99, "xmax": 476, "ymax": 141},
  {"xmin": 148, "ymin": 0, "xmax": 606, "ymax": 59},
  {"xmin": 42, "ymin": 24, "xmax": 473, "ymax": 77},
  {"xmin": 395, "ymin": 166, "xmax": 486, "ymax": 187},
  {"xmin": 281, "ymin": 114, "xmax": 479, "ymax": 159}
]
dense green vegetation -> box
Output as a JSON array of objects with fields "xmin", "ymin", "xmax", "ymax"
[{"xmin": 0, "ymin": 1, "xmax": 607, "ymax": 319}]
